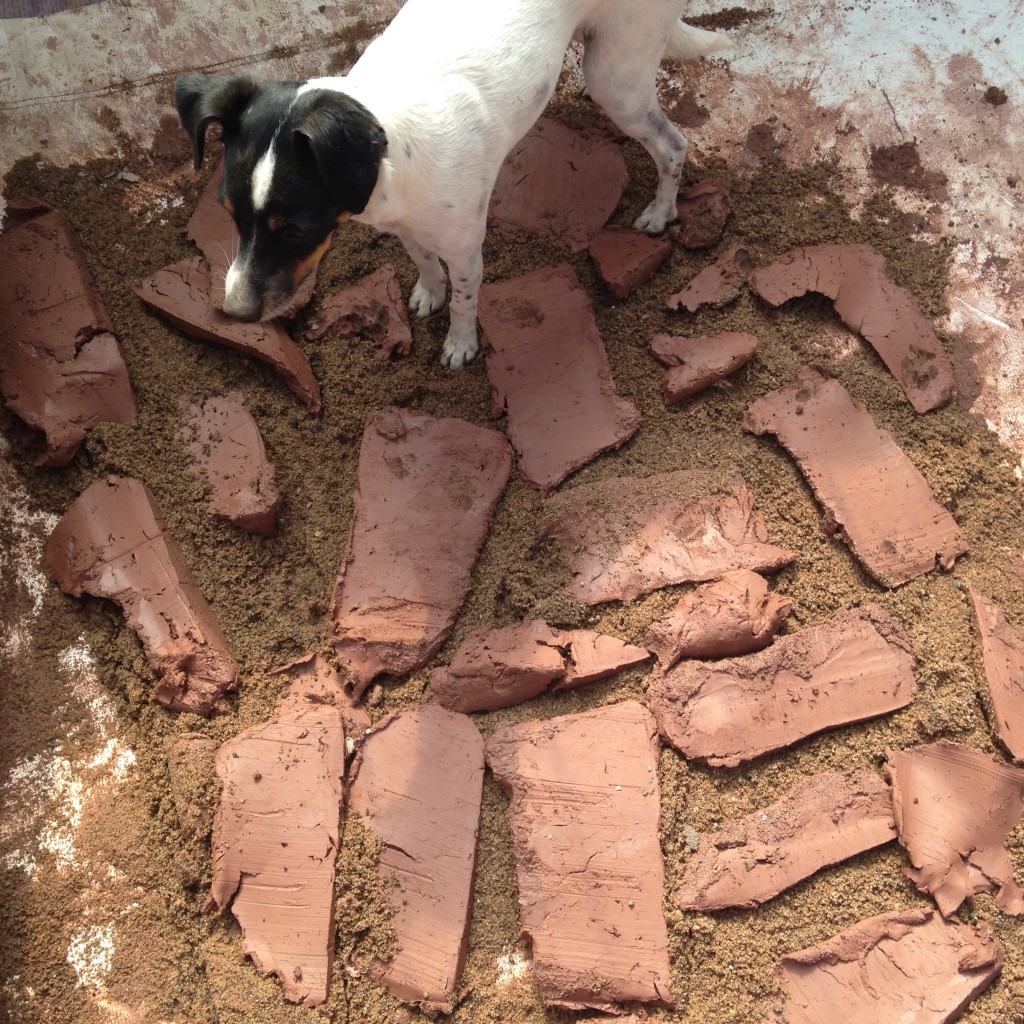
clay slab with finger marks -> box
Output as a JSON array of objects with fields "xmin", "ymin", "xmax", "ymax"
[
  {"xmin": 347, "ymin": 705, "xmax": 485, "ymax": 1010},
  {"xmin": 43, "ymin": 475, "xmax": 238, "ymax": 715},
  {"xmin": 887, "ymin": 742, "xmax": 1024, "ymax": 917},
  {"xmin": 744, "ymin": 364, "xmax": 966, "ymax": 587},
  {"xmin": 648, "ymin": 604, "xmax": 917, "ymax": 767},
  {"xmin": 486, "ymin": 701, "xmax": 673, "ymax": 1012},
  {"xmin": 588, "ymin": 225, "xmax": 672, "ymax": 299},
  {"xmin": 749, "ymin": 243, "xmax": 955, "ymax": 412},
  {"xmin": 775, "ymin": 908, "xmax": 1002, "ymax": 1024},
  {"xmin": 330, "ymin": 408, "xmax": 512, "ymax": 697},
  {"xmin": 674, "ymin": 769, "xmax": 895, "ymax": 911},
  {"xmin": 665, "ymin": 244, "xmax": 757, "ymax": 312},
  {"xmin": 650, "ymin": 330, "xmax": 758, "ymax": 404},
  {"xmin": 540, "ymin": 468, "xmax": 796, "ymax": 605}
]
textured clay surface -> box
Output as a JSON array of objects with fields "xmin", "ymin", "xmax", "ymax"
[
  {"xmin": 665, "ymin": 244, "xmax": 757, "ymax": 312},
  {"xmin": 486, "ymin": 701, "xmax": 673, "ymax": 1012},
  {"xmin": 648, "ymin": 604, "xmax": 917, "ymax": 767},
  {"xmin": 744, "ymin": 364, "xmax": 967, "ymax": 586},
  {"xmin": 670, "ymin": 179, "xmax": 731, "ymax": 249},
  {"xmin": 588, "ymin": 225, "xmax": 672, "ymax": 299},
  {"xmin": 650, "ymin": 330, "xmax": 758, "ymax": 404}
]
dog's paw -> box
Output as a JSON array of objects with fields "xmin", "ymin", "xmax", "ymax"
[
  {"xmin": 632, "ymin": 203, "xmax": 671, "ymax": 235},
  {"xmin": 440, "ymin": 329, "xmax": 480, "ymax": 370},
  {"xmin": 409, "ymin": 278, "xmax": 447, "ymax": 318}
]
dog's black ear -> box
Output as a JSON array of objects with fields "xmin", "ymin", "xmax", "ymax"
[
  {"xmin": 174, "ymin": 72, "xmax": 258, "ymax": 170},
  {"xmin": 294, "ymin": 91, "xmax": 387, "ymax": 215}
]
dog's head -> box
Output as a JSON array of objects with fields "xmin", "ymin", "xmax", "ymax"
[{"xmin": 174, "ymin": 72, "xmax": 386, "ymax": 321}]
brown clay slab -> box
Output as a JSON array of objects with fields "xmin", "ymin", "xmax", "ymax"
[
  {"xmin": 178, "ymin": 394, "xmax": 280, "ymax": 536},
  {"xmin": 347, "ymin": 705, "xmax": 485, "ymax": 1009},
  {"xmin": 489, "ymin": 117, "xmax": 628, "ymax": 252},
  {"xmin": 665, "ymin": 244, "xmax": 757, "ymax": 312},
  {"xmin": 648, "ymin": 604, "xmax": 917, "ymax": 767},
  {"xmin": 486, "ymin": 701, "xmax": 673, "ymax": 1012},
  {"xmin": 744, "ymin": 364, "xmax": 967, "ymax": 587},
  {"xmin": 887, "ymin": 742, "xmax": 1024, "ymax": 917},
  {"xmin": 0, "ymin": 199, "xmax": 136, "ymax": 466},
  {"xmin": 540, "ymin": 468, "xmax": 796, "ymax": 605},
  {"xmin": 650, "ymin": 330, "xmax": 758, "ymax": 404},
  {"xmin": 748, "ymin": 243, "xmax": 955, "ymax": 412},
  {"xmin": 479, "ymin": 263, "xmax": 641, "ymax": 494},
  {"xmin": 675, "ymin": 769, "xmax": 895, "ymax": 911},
  {"xmin": 670, "ymin": 179, "xmax": 731, "ymax": 249},
  {"xmin": 330, "ymin": 408, "xmax": 512, "ymax": 697},
  {"xmin": 208, "ymin": 669, "xmax": 347, "ymax": 1006},
  {"xmin": 645, "ymin": 569, "xmax": 792, "ymax": 669},
  {"xmin": 775, "ymin": 908, "xmax": 1002, "ymax": 1024},
  {"xmin": 427, "ymin": 621, "xmax": 651, "ymax": 713},
  {"xmin": 968, "ymin": 587, "xmax": 1024, "ymax": 763},
  {"xmin": 588, "ymin": 225, "xmax": 672, "ymax": 299},
  {"xmin": 136, "ymin": 256, "xmax": 322, "ymax": 414},
  {"xmin": 43, "ymin": 476, "xmax": 238, "ymax": 715}
]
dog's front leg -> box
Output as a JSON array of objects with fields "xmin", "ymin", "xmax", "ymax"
[
  {"xmin": 398, "ymin": 234, "xmax": 448, "ymax": 318},
  {"xmin": 440, "ymin": 247, "xmax": 483, "ymax": 370}
]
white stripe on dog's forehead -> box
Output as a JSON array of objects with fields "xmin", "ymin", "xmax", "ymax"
[{"xmin": 251, "ymin": 144, "xmax": 276, "ymax": 212}]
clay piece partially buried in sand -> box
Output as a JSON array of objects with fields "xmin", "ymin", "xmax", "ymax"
[
  {"xmin": 330, "ymin": 408, "xmax": 512, "ymax": 697},
  {"xmin": 306, "ymin": 263, "xmax": 413, "ymax": 359},
  {"xmin": 347, "ymin": 705, "xmax": 485, "ymax": 1010},
  {"xmin": 208, "ymin": 666, "xmax": 347, "ymax": 1006},
  {"xmin": 968, "ymin": 587, "xmax": 1024, "ymax": 763},
  {"xmin": 486, "ymin": 701, "xmax": 673, "ymax": 1012},
  {"xmin": 675, "ymin": 769, "xmax": 895, "ymax": 911},
  {"xmin": 136, "ymin": 256, "xmax": 322, "ymax": 414},
  {"xmin": 669, "ymin": 179, "xmax": 731, "ymax": 249},
  {"xmin": 648, "ymin": 604, "xmax": 917, "ymax": 767},
  {"xmin": 427, "ymin": 620, "xmax": 651, "ymax": 713},
  {"xmin": 665, "ymin": 244, "xmax": 757, "ymax": 312},
  {"xmin": 540, "ymin": 468, "xmax": 796, "ymax": 605},
  {"xmin": 749, "ymin": 242, "xmax": 955, "ymax": 412},
  {"xmin": 650, "ymin": 330, "xmax": 758, "ymax": 404},
  {"xmin": 479, "ymin": 263, "xmax": 641, "ymax": 494},
  {"xmin": 178, "ymin": 394, "xmax": 280, "ymax": 536},
  {"xmin": 774, "ymin": 908, "xmax": 1002, "ymax": 1024},
  {"xmin": 887, "ymin": 742, "xmax": 1024, "ymax": 917},
  {"xmin": 0, "ymin": 198, "xmax": 136, "ymax": 466},
  {"xmin": 645, "ymin": 569, "xmax": 792, "ymax": 669},
  {"xmin": 43, "ymin": 476, "xmax": 238, "ymax": 715},
  {"xmin": 588, "ymin": 225, "xmax": 672, "ymax": 299},
  {"xmin": 744, "ymin": 364, "xmax": 967, "ymax": 587},
  {"xmin": 489, "ymin": 117, "xmax": 628, "ymax": 252}
]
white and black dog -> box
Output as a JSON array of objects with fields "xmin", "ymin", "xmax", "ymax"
[{"xmin": 175, "ymin": 0, "xmax": 727, "ymax": 368}]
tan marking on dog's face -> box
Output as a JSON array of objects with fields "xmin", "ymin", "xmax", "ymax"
[
  {"xmin": 223, "ymin": 195, "xmax": 235, "ymax": 216},
  {"xmin": 290, "ymin": 231, "xmax": 335, "ymax": 288},
  {"xmin": 337, "ymin": 211, "xmax": 353, "ymax": 225}
]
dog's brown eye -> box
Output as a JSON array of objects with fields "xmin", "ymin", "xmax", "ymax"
[{"xmin": 267, "ymin": 214, "xmax": 285, "ymax": 232}]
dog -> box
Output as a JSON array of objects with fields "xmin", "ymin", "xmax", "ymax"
[{"xmin": 175, "ymin": 0, "xmax": 728, "ymax": 368}]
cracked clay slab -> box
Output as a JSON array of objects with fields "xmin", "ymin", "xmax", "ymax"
[
  {"xmin": 887, "ymin": 742, "xmax": 1024, "ymax": 917},
  {"xmin": 648, "ymin": 604, "xmax": 917, "ymax": 767},
  {"xmin": 775, "ymin": 908, "xmax": 1001, "ymax": 1024},
  {"xmin": 347, "ymin": 705, "xmax": 485, "ymax": 1009},
  {"xmin": 539, "ymin": 468, "xmax": 796, "ymax": 605},
  {"xmin": 744, "ymin": 364, "xmax": 966, "ymax": 587},
  {"xmin": 675, "ymin": 769, "xmax": 895, "ymax": 911},
  {"xmin": 43, "ymin": 475, "xmax": 238, "ymax": 715},
  {"xmin": 0, "ymin": 198, "xmax": 136, "ymax": 466},
  {"xmin": 427, "ymin": 620, "xmax": 651, "ymax": 713},
  {"xmin": 486, "ymin": 701, "xmax": 673, "ymax": 1012},
  {"xmin": 665, "ymin": 244, "xmax": 757, "ymax": 312},
  {"xmin": 479, "ymin": 263, "xmax": 641, "ymax": 494},
  {"xmin": 748, "ymin": 243, "xmax": 955, "ymax": 412},
  {"xmin": 650, "ymin": 331, "xmax": 758, "ymax": 405},
  {"xmin": 588, "ymin": 225, "xmax": 672, "ymax": 299},
  {"xmin": 330, "ymin": 408, "xmax": 512, "ymax": 697},
  {"xmin": 209, "ymin": 669, "xmax": 347, "ymax": 1006}
]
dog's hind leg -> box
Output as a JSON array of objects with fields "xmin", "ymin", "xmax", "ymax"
[{"xmin": 398, "ymin": 233, "xmax": 448, "ymax": 317}]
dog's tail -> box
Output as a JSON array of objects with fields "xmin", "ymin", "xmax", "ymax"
[{"xmin": 666, "ymin": 20, "xmax": 731, "ymax": 62}]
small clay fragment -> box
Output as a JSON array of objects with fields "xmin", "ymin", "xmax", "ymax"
[
  {"xmin": 0, "ymin": 199, "xmax": 136, "ymax": 466},
  {"xmin": 665, "ymin": 244, "xmax": 757, "ymax": 312},
  {"xmin": 347, "ymin": 705, "xmax": 485, "ymax": 1009},
  {"xmin": 744, "ymin": 364, "xmax": 966, "ymax": 587},
  {"xmin": 487, "ymin": 702, "xmax": 673, "ymax": 1012},
  {"xmin": 330, "ymin": 408, "xmax": 512, "ymax": 696},
  {"xmin": 968, "ymin": 587, "xmax": 1024, "ymax": 762},
  {"xmin": 489, "ymin": 117, "xmax": 628, "ymax": 252},
  {"xmin": 650, "ymin": 330, "xmax": 758, "ymax": 404},
  {"xmin": 588, "ymin": 225, "xmax": 672, "ymax": 299},
  {"xmin": 136, "ymin": 256, "xmax": 322, "ymax": 414},
  {"xmin": 748, "ymin": 243, "xmax": 955, "ymax": 412},
  {"xmin": 43, "ymin": 476, "xmax": 238, "ymax": 715},
  {"xmin": 669, "ymin": 179, "xmax": 730, "ymax": 249},
  {"xmin": 209, "ymin": 671, "xmax": 347, "ymax": 1006},
  {"xmin": 887, "ymin": 742, "xmax": 1024, "ymax": 917},
  {"xmin": 178, "ymin": 394, "xmax": 280, "ymax": 535},
  {"xmin": 645, "ymin": 569, "xmax": 791, "ymax": 668},
  {"xmin": 675, "ymin": 770, "xmax": 895, "ymax": 911},
  {"xmin": 648, "ymin": 604, "xmax": 917, "ymax": 767},
  {"xmin": 427, "ymin": 621, "xmax": 651, "ymax": 713},
  {"xmin": 540, "ymin": 468, "xmax": 796, "ymax": 605},
  {"xmin": 307, "ymin": 263, "xmax": 413, "ymax": 359},
  {"xmin": 479, "ymin": 263, "xmax": 641, "ymax": 494},
  {"xmin": 775, "ymin": 908, "xmax": 1002, "ymax": 1024}
]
